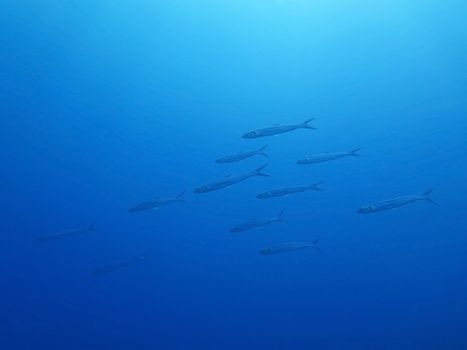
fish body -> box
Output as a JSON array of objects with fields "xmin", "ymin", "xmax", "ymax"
[
  {"xmin": 260, "ymin": 240, "xmax": 320, "ymax": 255},
  {"xmin": 92, "ymin": 250, "xmax": 152, "ymax": 274},
  {"xmin": 230, "ymin": 211, "xmax": 285, "ymax": 233},
  {"xmin": 242, "ymin": 118, "xmax": 315, "ymax": 139},
  {"xmin": 358, "ymin": 189, "xmax": 436, "ymax": 213},
  {"xmin": 38, "ymin": 223, "xmax": 95, "ymax": 241},
  {"xmin": 297, "ymin": 148, "xmax": 361, "ymax": 165},
  {"xmin": 194, "ymin": 165, "xmax": 269, "ymax": 193},
  {"xmin": 129, "ymin": 192, "xmax": 186, "ymax": 212},
  {"xmin": 257, "ymin": 182, "xmax": 324, "ymax": 199},
  {"xmin": 216, "ymin": 145, "xmax": 269, "ymax": 163}
]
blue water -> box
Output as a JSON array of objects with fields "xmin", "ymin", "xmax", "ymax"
[{"xmin": 1, "ymin": 1, "xmax": 467, "ymax": 349}]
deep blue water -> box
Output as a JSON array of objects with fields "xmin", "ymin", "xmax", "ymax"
[{"xmin": 1, "ymin": 1, "xmax": 467, "ymax": 349}]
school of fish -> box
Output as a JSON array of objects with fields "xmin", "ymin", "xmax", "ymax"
[{"xmin": 38, "ymin": 117, "xmax": 436, "ymax": 272}]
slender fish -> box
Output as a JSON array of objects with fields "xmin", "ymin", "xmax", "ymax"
[
  {"xmin": 129, "ymin": 191, "xmax": 186, "ymax": 212},
  {"xmin": 92, "ymin": 250, "xmax": 152, "ymax": 274},
  {"xmin": 215, "ymin": 145, "xmax": 269, "ymax": 163},
  {"xmin": 38, "ymin": 222, "xmax": 95, "ymax": 241},
  {"xmin": 242, "ymin": 118, "xmax": 316, "ymax": 139},
  {"xmin": 257, "ymin": 182, "xmax": 324, "ymax": 199},
  {"xmin": 230, "ymin": 210, "xmax": 286, "ymax": 233},
  {"xmin": 260, "ymin": 240, "xmax": 321, "ymax": 255},
  {"xmin": 358, "ymin": 189, "xmax": 437, "ymax": 213},
  {"xmin": 297, "ymin": 148, "xmax": 361, "ymax": 165},
  {"xmin": 194, "ymin": 165, "xmax": 269, "ymax": 193}
]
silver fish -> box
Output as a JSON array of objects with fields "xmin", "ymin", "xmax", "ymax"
[
  {"xmin": 242, "ymin": 118, "xmax": 316, "ymax": 139},
  {"xmin": 194, "ymin": 165, "xmax": 269, "ymax": 193},
  {"xmin": 38, "ymin": 222, "xmax": 95, "ymax": 241},
  {"xmin": 215, "ymin": 145, "xmax": 269, "ymax": 163},
  {"xmin": 257, "ymin": 182, "xmax": 324, "ymax": 199},
  {"xmin": 230, "ymin": 210, "xmax": 286, "ymax": 233},
  {"xmin": 92, "ymin": 250, "xmax": 152, "ymax": 274},
  {"xmin": 358, "ymin": 189, "xmax": 437, "ymax": 214},
  {"xmin": 297, "ymin": 148, "xmax": 361, "ymax": 165},
  {"xmin": 129, "ymin": 191, "xmax": 186, "ymax": 212},
  {"xmin": 260, "ymin": 240, "xmax": 321, "ymax": 255}
]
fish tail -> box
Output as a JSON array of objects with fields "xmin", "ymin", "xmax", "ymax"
[
  {"xmin": 301, "ymin": 118, "xmax": 316, "ymax": 129},
  {"xmin": 258, "ymin": 145, "xmax": 269, "ymax": 158},
  {"xmin": 311, "ymin": 181, "xmax": 325, "ymax": 191},
  {"xmin": 312, "ymin": 239, "xmax": 322, "ymax": 253},
  {"xmin": 349, "ymin": 148, "xmax": 362, "ymax": 156},
  {"xmin": 255, "ymin": 164, "xmax": 269, "ymax": 177},
  {"xmin": 141, "ymin": 249, "xmax": 153, "ymax": 260},
  {"xmin": 277, "ymin": 209, "xmax": 287, "ymax": 223},
  {"xmin": 176, "ymin": 191, "xmax": 187, "ymax": 203},
  {"xmin": 422, "ymin": 188, "xmax": 438, "ymax": 206},
  {"xmin": 88, "ymin": 221, "xmax": 96, "ymax": 231}
]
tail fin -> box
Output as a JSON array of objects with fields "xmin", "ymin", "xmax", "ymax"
[
  {"xmin": 255, "ymin": 164, "xmax": 269, "ymax": 177},
  {"xmin": 349, "ymin": 148, "xmax": 362, "ymax": 156},
  {"xmin": 176, "ymin": 191, "xmax": 187, "ymax": 203},
  {"xmin": 141, "ymin": 249, "xmax": 153, "ymax": 260},
  {"xmin": 312, "ymin": 239, "xmax": 322, "ymax": 253},
  {"xmin": 301, "ymin": 118, "xmax": 316, "ymax": 129},
  {"xmin": 423, "ymin": 189, "xmax": 433, "ymax": 196},
  {"xmin": 311, "ymin": 181, "xmax": 325, "ymax": 191},
  {"xmin": 422, "ymin": 188, "xmax": 438, "ymax": 206},
  {"xmin": 88, "ymin": 221, "xmax": 96, "ymax": 231},
  {"xmin": 258, "ymin": 145, "xmax": 269, "ymax": 158},
  {"xmin": 277, "ymin": 210, "xmax": 287, "ymax": 223}
]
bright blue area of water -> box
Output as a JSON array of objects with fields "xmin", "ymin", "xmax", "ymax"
[{"xmin": 1, "ymin": 1, "xmax": 467, "ymax": 349}]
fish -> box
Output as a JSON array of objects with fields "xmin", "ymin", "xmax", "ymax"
[
  {"xmin": 92, "ymin": 250, "xmax": 152, "ymax": 275},
  {"xmin": 358, "ymin": 189, "xmax": 437, "ymax": 214},
  {"xmin": 297, "ymin": 148, "xmax": 361, "ymax": 165},
  {"xmin": 215, "ymin": 145, "xmax": 269, "ymax": 163},
  {"xmin": 257, "ymin": 182, "xmax": 324, "ymax": 199},
  {"xmin": 242, "ymin": 118, "xmax": 316, "ymax": 139},
  {"xmin": 260, "ymin": 240, "xmax": 321, "ymax": 255},
  {"xmin": 230, "ymin": 210, "xmax": 286, "ymax": 233},
  {"xmin": 194, "ymin": 164, "xmax": 269, "ymax": 193},
  {"xmin": 129, "ymin": 191, "xmax": 186, "ymax": 212},
  {"xmin": 38, "ymin": 222, "xmax": 95, "ymax": 241}
]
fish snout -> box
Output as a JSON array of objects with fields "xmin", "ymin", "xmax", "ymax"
[
  {"xmin": 194, "ymin": 186, "xmax": 208, "ymax": 194},
  {"xmin": 242, "ymin": 131, "xmax": 258, "ymax": 139},
  {"xmin": 357, "ymin": 206, "xmax": 372, "ymax": 214},
  {"xmin": 256, "ymin": 192, "xmax": 270, "ymax": 199},
  {"xmin": 259, "ymin": 247, "xmax": 273, "ymax": 255}
]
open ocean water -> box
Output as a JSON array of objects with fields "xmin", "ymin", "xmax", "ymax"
[{"xmin": 1, "ymin": 1, "xmax": 467, "ymax": 349}]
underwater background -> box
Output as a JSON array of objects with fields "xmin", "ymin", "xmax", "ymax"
[{"xmin": 1, "ymin": 1, "xmax": 467, "ymax": 349}]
